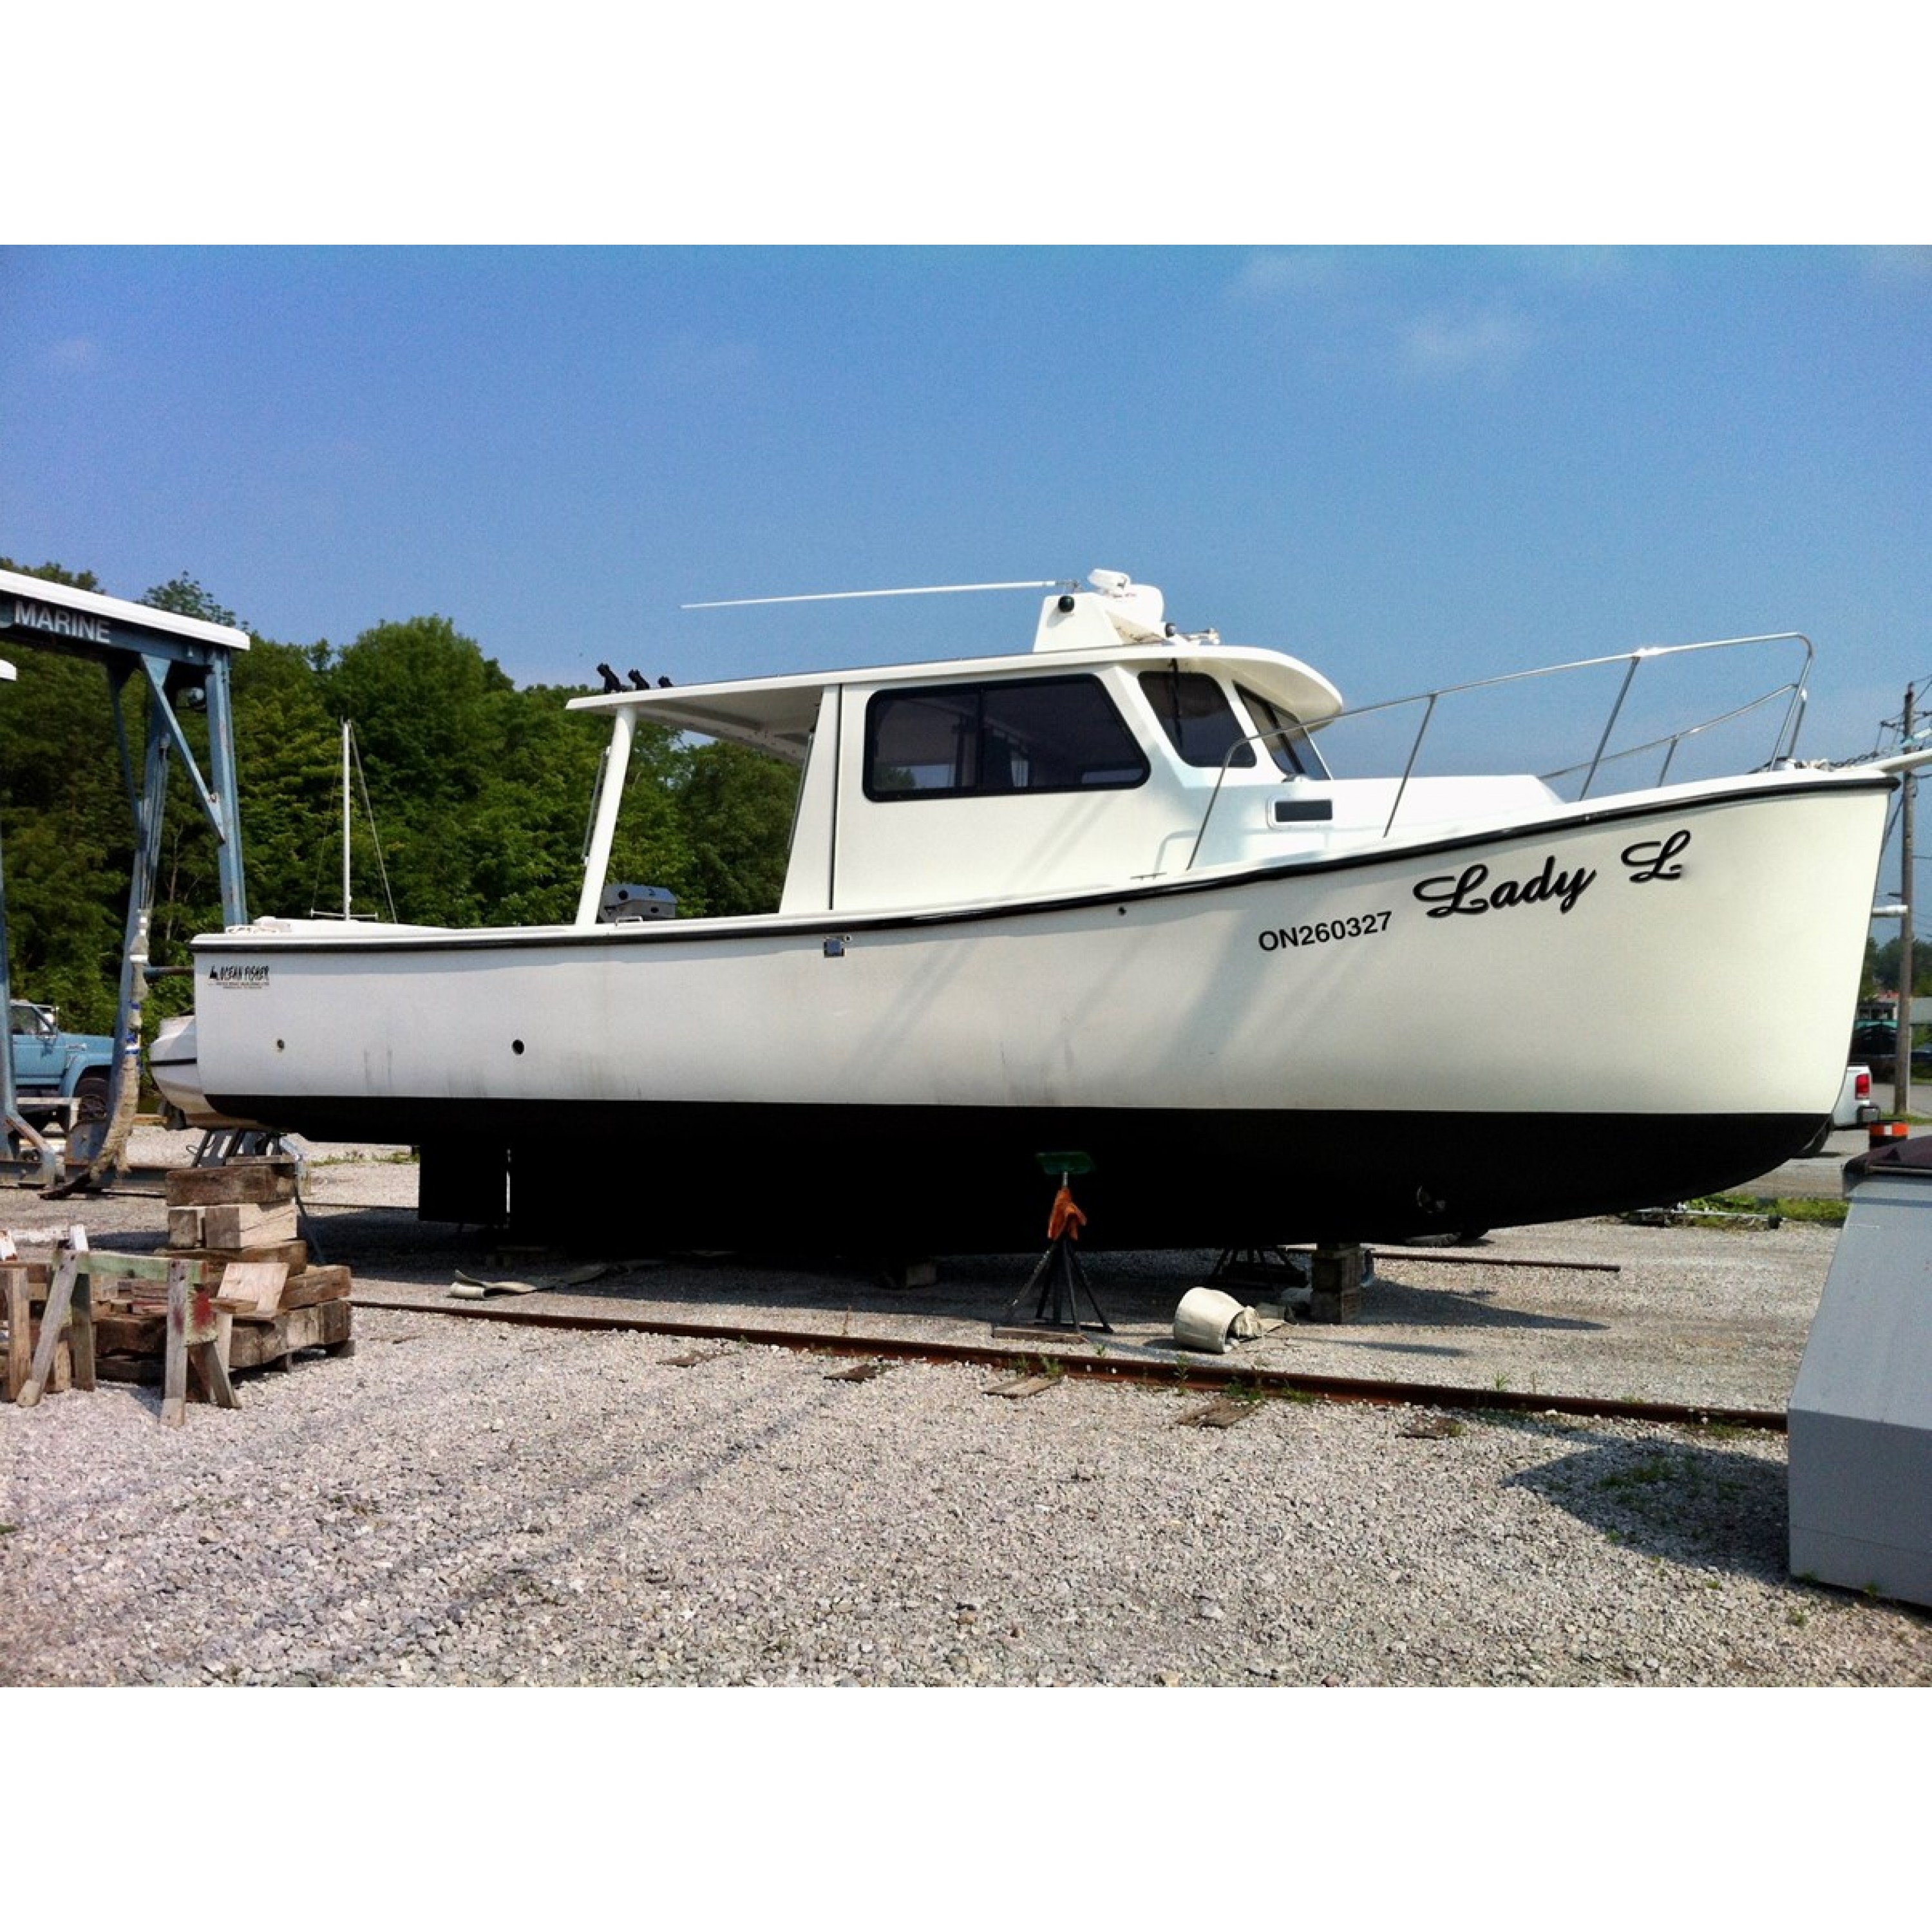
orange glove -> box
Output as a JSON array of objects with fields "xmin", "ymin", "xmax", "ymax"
[{"xmin": 1047, "ymin": 1183, "xmax": 1086, "ymax": 1242}]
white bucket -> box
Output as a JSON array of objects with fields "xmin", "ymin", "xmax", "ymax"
[{"xmin": 1173, "ymin": 1287, "xmax": 1260, "ymax": 1354}]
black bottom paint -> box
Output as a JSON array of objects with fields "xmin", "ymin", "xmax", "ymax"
[{"xmin": 214, "ymin": 1093, "xmax": 1826, "ymax": 1253}]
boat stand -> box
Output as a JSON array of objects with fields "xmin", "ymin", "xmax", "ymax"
[
  {"xmin": 1208, "ymin": 1246, "xmax": 1311, "ymax": 1298},
  {"xmin": 999, "ymin": 1159, "xmax": 1112, "ymax": 1334},
  {"xmin": 1002, "ymin": 1231, "xmax": 1113, "ymax": 1334}
]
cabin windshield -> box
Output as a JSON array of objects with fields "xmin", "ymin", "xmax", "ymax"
[
  {"xmin": 864, "ymin": 674, "xmax": 1149, "ymax": 799},
  {"xmin": 1139, "ymin": 669, "xmax": 1258, "ymax": 769},
  {"xmin": 1237, "ymin": 685, "xmax": 1329, "ymax": 778}
]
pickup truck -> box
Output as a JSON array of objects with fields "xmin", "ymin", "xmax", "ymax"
[
  {"xmin": 1800, "ymin": 1065, "xmax": 1880, "ymax": 1156},
  {"xmin": 8, "ymin": 999, "xmax": 115, "ymax": 1130}
]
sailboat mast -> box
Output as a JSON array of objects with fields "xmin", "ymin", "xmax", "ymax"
[{"xmin": 342, "ymin": 719, "xmax": 352, "ymax": 921}]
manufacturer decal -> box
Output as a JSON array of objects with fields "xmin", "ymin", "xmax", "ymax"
[{"xmin": 207, "ymin": 963, "xmax": 270, "ymax": 988}]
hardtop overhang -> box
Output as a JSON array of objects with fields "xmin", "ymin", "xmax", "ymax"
[{"xmin": 565, "ymin": 641, "xmax": 1347, "ymax": 762}]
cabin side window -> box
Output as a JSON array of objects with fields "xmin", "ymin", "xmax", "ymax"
[
  {"xmin": 1236, "ymin": 685, "xmax": 1329, "ymax": 779},
  {"xmin": 1139, "ymin": 669, "xmax": 1257, "ymax": 769},
  {"xmin": 864, "ymin": 676, "xmax": 1150, "ymax": 800}
]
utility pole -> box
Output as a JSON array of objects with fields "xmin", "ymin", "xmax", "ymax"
[{"xmin": 1900, "ymin": 684, "xmax": 1917, "ymax": 1121}]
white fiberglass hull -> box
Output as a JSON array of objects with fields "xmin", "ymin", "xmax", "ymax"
[{"xmin": 185, "ymin": 770, "xmax": 1889, "ymax": 1248}]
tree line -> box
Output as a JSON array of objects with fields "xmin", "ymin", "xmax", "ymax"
[{"xmin": 0, "ymin": 561, "xmax": 799, "ymax": 1036}]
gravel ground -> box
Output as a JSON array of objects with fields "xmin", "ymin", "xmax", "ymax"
[
  {"xmin": 5, "ymin": 1126, "xmax": 1930, "ymax": 1688},
  {"xmin": 6, "ymin": 1304, "xmax": 1931, "ymax": 1688}
]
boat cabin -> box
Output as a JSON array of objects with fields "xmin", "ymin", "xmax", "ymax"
[{"xmin": 567, "ymin": 576, "xmax": 1558, "ymax": 922}]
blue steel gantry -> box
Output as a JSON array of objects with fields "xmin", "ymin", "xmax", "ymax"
[{"xmin": 0, "ymin": 568, "xmax": 249, "ymax": 1184}]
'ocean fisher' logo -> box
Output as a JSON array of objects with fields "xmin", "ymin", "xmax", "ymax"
[{"xmin": 207, "ymin": 964, "xmax": 270, "ymax": 988}]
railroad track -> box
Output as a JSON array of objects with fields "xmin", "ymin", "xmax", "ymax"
[{"xmin": 352, "ymin": 1289, "xmax": 1788, "ymax": 1434}]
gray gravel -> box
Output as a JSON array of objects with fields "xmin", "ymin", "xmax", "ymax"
[
  {"xmin": 6, "ymin": 1125, "xmax": 1931, "ymax": 1687},
  {"xmin": 6, "ymin": 1304, "xmax": 1930, "ymax": 1687}
]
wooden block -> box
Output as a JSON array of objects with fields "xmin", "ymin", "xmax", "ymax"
[
  {"xmin": 162, "ymin": 1242, "xmax": 309, "ymax": 1282},
  {"xmin": 94, "ymin": 1354, "xmax": 163, "ymax": 1386},
  {"xmin": 86, "ymin": 1251, "xmax": 208, "ymax": 1287},
  {"xmin": 94, "ymin": 1312, "xmax": 166, "ymax": 1354},
  {"xmin": 216, "ymin": 1260, "xmax": 289, "ymax": 1314},
  {"xmin": 202, "ymin": 1202, "xmax": 299, "ymax": 1250},
  {"xmin": 4, "ymin": 1265, "xmax": 29, "ymax": 1402},
  {"xmin": 279, "ymin": 1266, "xmax": 351, "ymax": 1311},
  {"xmin": 50, "ymin": 1335, "xmax": 71, "ymax": 1394},
  {"xmin": 162, "ymin": 1260, "xmax": 191, "ymax": 1427},
  {"xmin": 18, "ymin": 1231, "xmax": 85, "ymax": 1409},
  {"xmin": 164, "ymin": 1162, "xmax": 298, "ymax": 1209},
  {"xmin": 189, "ymin": 1312, "xmax": 238, "ymax": 1408},
  {"xmin": 70, "ymin": 1264, "xmax": 95, "ymax": 1392},
  {"xmin": 227, "ymin": 1297, "xmax": 351, "ymax": 1370},
  {"xmin": 167, "ymin": 1206, "xmax": 205, "ymax": 1247}
]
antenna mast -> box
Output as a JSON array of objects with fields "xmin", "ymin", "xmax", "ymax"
[{"xmin": 682, "ymin": 578, "xmax": 1075, "ymax": 611}]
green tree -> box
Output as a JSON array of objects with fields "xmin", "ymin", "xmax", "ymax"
[
  {"xmin": 144, "ymin": 573, "xmax": 242, "ymax": 630},
  {"xmin": 1868, "ymin": 934, "xmax": 1932, "ymax": 999},
  {"xmin": 672, "ymin": 739, "xmax": 799, "ymax": 916},
  {"xmin": 1, "ymin": 570, "xmax": 802, "ymax": 1030},
  {"xmin": 1, "ymin": 559, "xmax": 100, "ymax": 592},
  {"xmin": 0, "ymin": 561, "xmax": 133, "ymax": 1030}
]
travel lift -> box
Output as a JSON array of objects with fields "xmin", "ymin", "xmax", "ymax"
[{"xmin": 0, "ymin": 568, "xmax": 249, "ymax": 1189}]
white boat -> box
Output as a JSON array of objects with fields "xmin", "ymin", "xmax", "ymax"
[{"xmin": 158, "ymin": 571, "xmax": 1907, "ymax": 1251}]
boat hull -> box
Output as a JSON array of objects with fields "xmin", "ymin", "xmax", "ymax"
[
  {"xmin": 188, "ymin": 773, "xmax": 1889, "ymax": 1249},
  {"xmin": 413, "ymin": 1097, "xmax": 1817, "ymax": 1250}
]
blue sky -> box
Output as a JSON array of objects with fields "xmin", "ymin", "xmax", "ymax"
[
  {"xmin": 5, "ymin": 247, "xmax": 1930, "ymax": 944},
  {"xmin": 5, "ymin": 249, "xmax": 1926, "ymax": 763}
]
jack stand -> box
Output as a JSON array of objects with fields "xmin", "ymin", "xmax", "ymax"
[
  {"xmin": 1001, "ymin": 1228, "xmax": 1113, "ymax": 1334},
  {"xmin": 193, "ymin": 1128, "xmax": 302, "ymax": 1173},
  {"xmin": 999, "ymin": 1157, "xmax": 1112, "ymax": 1334}
]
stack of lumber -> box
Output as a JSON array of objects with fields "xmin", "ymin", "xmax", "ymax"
[{"xmin": 93, "ymin": 1158, "xmax": 354, "ymax": 1384}]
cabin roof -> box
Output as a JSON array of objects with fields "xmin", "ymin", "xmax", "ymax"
[{"xmin": 566, "ymin": 642, "xmax": 1346, "ymax": 760}]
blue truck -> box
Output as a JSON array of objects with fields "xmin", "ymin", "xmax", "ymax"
[{"xmin": 8, "ymin": 999, "xmax": 115, "ymax": 1132}]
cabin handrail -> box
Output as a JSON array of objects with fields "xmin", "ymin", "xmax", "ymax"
[{"xmin": 1181, "ymin": 631, "xmax": 1815, "ymax": 869}]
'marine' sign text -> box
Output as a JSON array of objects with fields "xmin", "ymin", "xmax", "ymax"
[{"xmin": 10, "ymin": 598, "xmax": 113, "ymax": 644}]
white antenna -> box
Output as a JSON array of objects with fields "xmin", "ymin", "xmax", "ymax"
[{"xmin": 683, "ymin": 578, "xmax": 1077, "ymax": 611}]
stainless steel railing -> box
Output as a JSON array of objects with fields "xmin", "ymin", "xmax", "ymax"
[{"xmin": 1184, "ymin": 630, "xmax": 1814, "ymax": 867}]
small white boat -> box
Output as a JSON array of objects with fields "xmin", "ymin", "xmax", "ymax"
[{"xmin": 160, "ymin": 572, "xmax": 1907, "ymax": 1250}]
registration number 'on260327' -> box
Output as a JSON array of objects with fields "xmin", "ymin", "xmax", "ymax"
[{"xmin": 1256, "ymin": 910, "xmax": 1392, "ymax": 952}]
